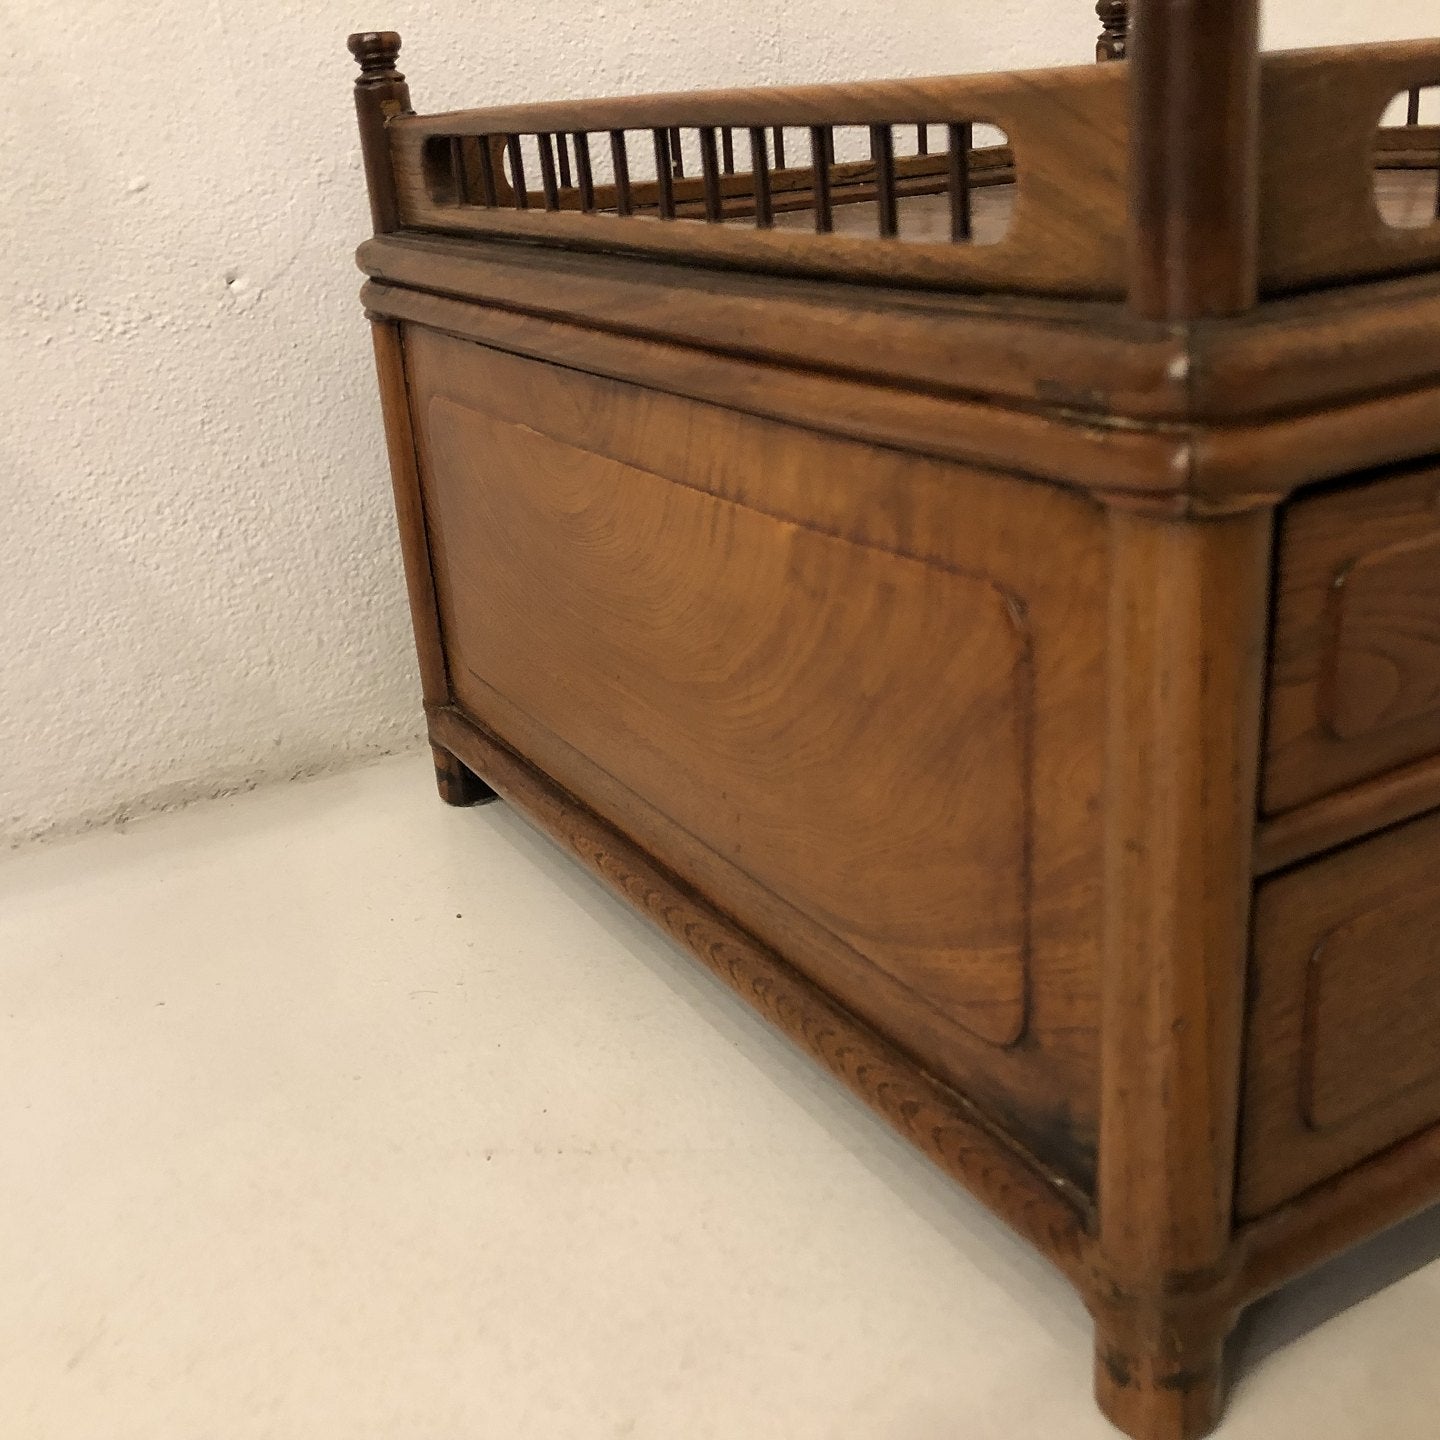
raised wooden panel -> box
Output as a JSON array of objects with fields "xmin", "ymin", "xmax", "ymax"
[
  {"xmin": 1259, "ymin": 42, "xmax": 1440, "ymax": 296},
  {"xmin": 403, "ymin": 327, "xmax": 1107, "ymax": 1183},
  {"xmin": 1239, "ymin": 807, "xmax": 1440, "ymax": 1218},
  {"xmin": 427, "ymin": 393, "xmax": 1032, "ymax": 1047},
  {"xmin": 1265, "ymin": 462, "xmax": 1440, "ymax": 814},
  {"xmin": 1325, "ymin": 530, "xmax": 1440, "ymax": 740},
  {"xmin": 1303, "ymin": 896, "xmax": 1440, "ymax": 1131}
]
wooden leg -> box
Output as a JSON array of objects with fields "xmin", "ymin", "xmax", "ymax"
[
  {"xmin": 1092, "ymin": 509, "xmax": 1271, "ymax": 1440},
  {"xmin": 431, "ymin": 743, "xmax": 497, "ymax": 806},
  {"xmin": 1092, "ymin": 1299, "xmax": 1234, "ymax": 1440}
]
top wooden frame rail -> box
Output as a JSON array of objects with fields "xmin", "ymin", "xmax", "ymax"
[
  {"xmin": 355, "ymin": 33, "xmax": 1440, "ymax": 308},
  {"xmin": 387, "ymin": 65, "xmax": 1127, "ymax": 298}
]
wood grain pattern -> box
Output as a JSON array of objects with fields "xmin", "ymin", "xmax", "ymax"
[
  {"xmin": 1236, "ymin": 1113, "xmax": 1440, "ymax": 1304},
  {"xmin": 1265, "ymin": 462, "xmax": 1440, "ymax": 813},
  {"xmin": 405, "ymin": 328, "xmax": 1108, "ymax": 1182},
  {"xmin": 1091, "ymin": 507, "xmax": 1272, "ymax": 1440},
  {"xmin": 1186, "ymin": 268, "xmax": 1440, "ymax": 422},
  {"xmin": 1302, "ymin": 897, "xmax": 1440, "ymax": 1131},
  {"xmin": 1323, "ymin": 530, "xmax": 1440, "ymax": 739},
  {"xmin": 427, "ymin": 393, "xmax": 1033, "ymax": 1046},
  {"xmin": 357, "ymin": 231, "xmax": 1185, "ymax": 420},
  {"xmin": 363, "ymin": 279, "xmax": 1189, "ymax": 508},
  {"xmin": 1186, "ymin": 377, "xmax": 1440, "ymax": 511},
  {"xmin": 1239, "ymin": 808, "xmax": 1440, "ymax": 1218},
  {"xmin": 364, "ymin": 255, "xmax": 1440, "ymax": 532},
  {"xmin": 1255, "ymin": 746, "xmax": 1440, "ymax": 874},
  {"xmin": 1258, "ymin": 41, "xmax": 1440, "ymax": 295},
  {"xmin": 387, "ymin": 65, "xmax": 1129, "ymax": 297}
]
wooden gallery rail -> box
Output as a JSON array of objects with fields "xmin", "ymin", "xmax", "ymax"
[{"xmin": 348, "ymin": 5, "xmax": 1440, "ymax": 1437}]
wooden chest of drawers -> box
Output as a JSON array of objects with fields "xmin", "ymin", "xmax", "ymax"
[
  {"xmin": 351, "ymin": 33, "xmax": 1440, "ymax": 1435},
  {"xmin": 361, "ymin": 233, "xmax": 1440, "ymax": 1436}
]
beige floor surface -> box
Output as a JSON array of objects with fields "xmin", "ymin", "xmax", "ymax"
[{"xmin": 2, "ymin": 752, "xmax": 1439, "ymax": 1439}]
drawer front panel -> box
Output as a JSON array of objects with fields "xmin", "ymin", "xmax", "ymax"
[
  {"xmin": 1266, "ymin": 464, "xmax": 1440, "ymax": 814},
  {"xmin": 1239, "ymin": 807, "xmax": 1440, "ymax": 1217}
]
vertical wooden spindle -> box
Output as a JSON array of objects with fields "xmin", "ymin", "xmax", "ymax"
[
  {"xmin": 809, "ymin": 125, "xmax": 833, "ymax": 233},
  {"xmin": 917, "ymin": 124, "xmax": 929, "ymax": 156},
  {"xmin": 773, "ymin": 126, "xmax": 787, "ymax": 170},
  {"xmin": 1408, "ymin": 87, "xmax": 1422, "ymax": 126},
  {"xmin": 668, "ymin": 126, "xmax": 686, "ymax": 178},
  {"xmin": 654, "ymin": 129, "xmax": 676, "ymax": 218},
  {"xmin": 948, "ymin": 122, "xmax": 973, "ymax": 241},
  {"xmin": 477, "ymin": 137, "xmax": 499, "ymax": 206},
  {"xmin": 721, "ymin": 127, "xmax": 736, "ymax": 174},
  {"xmin": 347, "ymin": 31, "xmax": 412, "ymax": 234},
  {"xmin": 506, "ymin": 134, "xmax": 529, "ymax": 209},
  {"xmin": 556, "ymin": 133, "xmax": 572, "ymax": 188},
  {"xmin": 537, "ymin": 133, "xmax": 561, "ymax": 209},
  {"xmin": 574, "ymin": 132, "xmax": 595, "ymax": 212},
  {"xmin": 699, "ymin": 126, "xmax": 723, "ymax": 221},
  {"xmin": 871, "ymin": 124, "xmax": 898, "ymax": 238},
  {"xmin": 449, "ymin": 136, "xmax": 469, "ymax": 204},
  {"xmin": 610, "ymin": 130, "xmax": 633, "ymax": 216},
  {"xmin": 749, "ymin": 127, "xmax": 774, "ymax": 229}
]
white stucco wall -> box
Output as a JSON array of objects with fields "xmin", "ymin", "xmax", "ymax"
[{"xmin": 1, "ymin": 2, "xmax": 1430, "ymax": 848}]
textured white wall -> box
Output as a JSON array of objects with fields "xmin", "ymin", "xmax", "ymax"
[{"xmin": 0, "ymin": 2, "xmax": 1428, "ymax": 848}]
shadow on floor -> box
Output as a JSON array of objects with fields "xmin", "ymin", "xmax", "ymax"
[{"xmin": 1234, "ymin": 1201, "xmax": 1440, "ymax": 1381}]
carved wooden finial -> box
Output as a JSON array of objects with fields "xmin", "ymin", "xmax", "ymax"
[
  {"xmin": 347, "ymin": 31, "xmax": 411, "ymax": 234},
  {"xmin": 348, "ymin": 30, "xmax": 404, "ymax": 85},
  {"xmin": 1096, "ymin": 0, "xmax": 1128, "ymax": 62}
]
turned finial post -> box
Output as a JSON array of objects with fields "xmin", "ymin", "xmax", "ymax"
[
  {"xmin": 1096, "ymin": 0, "xmax": 1128, "ymax": 61},
  {"xmin": 348, "ymin": 30, "xmax": 412, "ymax": 233},
  {"xmin": 349, "ymin": 29, "xmax": 404, "ymax": 83}
]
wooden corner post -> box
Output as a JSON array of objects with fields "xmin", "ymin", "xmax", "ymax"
[
  {"xmin": 349, "ymin": 30, "xmax": 412, "ymax": 234},
  {"xmin": 1127, "ymin": 0, "xmax": 1261, "ymax": 319},
  {"xmin": 1093, "ymin": 503, "xmax": 1271, "ymax": 1440},
  {"xmin": 351, "ymin": 32, "xmax": 496, "ymax": 807},
  {"xmin": 1094, "ymin": 6, "xmax": 1270, "ymax": 1437}
]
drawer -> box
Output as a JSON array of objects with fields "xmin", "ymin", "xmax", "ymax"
[
  {"xmin": 1266, "ymin": 463, "xmax": 1440, "ymax": 814},
  {"xmin": 1238, "ymin": 806, "xmax": 1440, "ymax": 1218}
]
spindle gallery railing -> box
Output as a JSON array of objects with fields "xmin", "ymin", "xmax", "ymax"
[
  {"xmin": 1376, "ymin": 83, "xmax": 1440, "ymax": 228},
  {"xmin": 374, "ymin": 41, "xmax": 1440, "ymax": 298},
  {"xmin": 381, "ymin": 68, "xmax": 1134, "ymax": 297},
  {"xmin": 422, "ymin": 123, "xmax": 1006, "ymax": 243}
]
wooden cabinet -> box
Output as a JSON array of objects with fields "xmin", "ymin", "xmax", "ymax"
[{"xmin": 353, "ymin": 25, "xmax": 1440, "ymax": 1434}]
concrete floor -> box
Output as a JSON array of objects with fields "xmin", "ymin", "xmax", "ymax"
[{"xmin": 2, "ymin": 752, "xmax": 1439, "ymax": 1440}]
